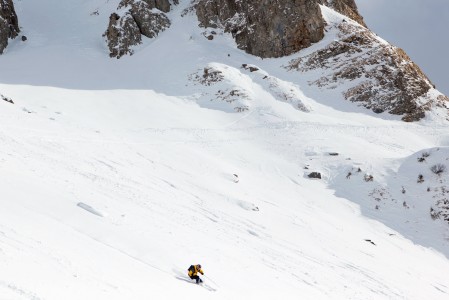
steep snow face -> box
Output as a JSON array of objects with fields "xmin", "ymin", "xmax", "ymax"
[
  {"xmin": 2, "ymin": 85, "xmax": 449, "ymax": 300},
  {"xmin": 1, "ymin": 0, "xmax": 449, "ymax": 299}
]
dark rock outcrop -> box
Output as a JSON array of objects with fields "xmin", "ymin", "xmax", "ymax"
[
  {"xmin": 194, "ymin": 0, "xmax": 367, "ymax": 58},
  {"xmin": 195, "ymin": 0, "xmax": 326, "ymax": 58},
  {"xmin": 104, "ymin": 0, "xmax": 171, "ymax": 58},
  {"xmin": 0, "ymin": 0, "xmax": 19, "ymax": 54},
  {"xmin": 104, "ymin": 12, "xmax": 142, "ymax": 58},
  {"xmin": 120, "ymin": 0, "xmax": 171, "ymax": 39},
  {"xmin": 308, "ymin": 172, "xmax": 322, "ymax": 179}
]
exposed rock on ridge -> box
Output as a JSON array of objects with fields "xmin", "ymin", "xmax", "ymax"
[
  {"xmin": 0, "ymin": 0, "xmax": 19, "ymax": 54},
  {"xmin": 104, "ymin": 0, "xmax": 172, "ymax": 58},
  {"xmin": 195, "ymin": 0, "xmax": 326, "ymax": 58},
  {"xmin": 288, "ymin": 11, "xmax": 449, "ymax": 121}
]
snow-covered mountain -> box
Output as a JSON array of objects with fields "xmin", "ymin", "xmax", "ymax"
[{"xmin": 1, "ymin": 0, "xmax": 449, "ymax": 299}]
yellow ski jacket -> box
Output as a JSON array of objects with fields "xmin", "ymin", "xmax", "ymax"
[{"xmin": 188, "ymin": 265, "xmax": 204, "ymax": 277}]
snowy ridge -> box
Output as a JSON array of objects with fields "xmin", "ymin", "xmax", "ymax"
[
  {"xmin": 287, "ymin": 6, "xmax": 449, "ymax": 122},
  {"xmin": 0, "ymin": 0, "xmax": 449, "ymax": 299}
]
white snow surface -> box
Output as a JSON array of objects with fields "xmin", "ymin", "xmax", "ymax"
[{"xmin": 0, "ymin": 0, "xmax": 449, "ymax": 299}]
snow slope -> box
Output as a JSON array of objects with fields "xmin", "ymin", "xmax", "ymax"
[{"xmin": 1, "ymin": 0, "xmax": 449, "ymax": 299}]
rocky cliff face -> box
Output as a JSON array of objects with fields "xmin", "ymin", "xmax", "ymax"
[
  {"xmin": 104, "ymin": 0, "xmax": 172, "ymax": 58},
  {"xmin": 0, "ymin": 0, "xmax": 19, "ymax": 54},
  {"xmin": 194, "ymin": 0, "xmax": 366, "ymax": 58},
  {"xmin": 195, "ymin": 0, "xmax": 325, "ymax": 58}
]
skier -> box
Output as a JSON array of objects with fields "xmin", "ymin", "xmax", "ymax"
[{"xmin": 188, "ymin": 264, "xmax": 204, "ymax": 284}]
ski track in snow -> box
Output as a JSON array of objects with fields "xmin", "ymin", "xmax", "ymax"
[{"xmin": 0, "ymin": 281, "xmax": 42, "ymax": 300}]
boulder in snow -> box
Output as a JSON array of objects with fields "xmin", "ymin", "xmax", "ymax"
[
  {"xmin": 1, "ymin": 94, "xmax": 13, "ymax": 104},
  {"xmin": 308, "ymin": 172, "xmax": 322, "ymax": 179}
]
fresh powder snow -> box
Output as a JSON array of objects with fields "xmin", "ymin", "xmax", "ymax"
[{"xmin": 0, "ymin": 0, "xmax": 449, "ymax": 299}]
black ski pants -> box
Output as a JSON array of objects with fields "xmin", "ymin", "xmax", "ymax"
[{"xmin": 189, "ymin": 275, "xmax": 202, "ymax": 284}]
